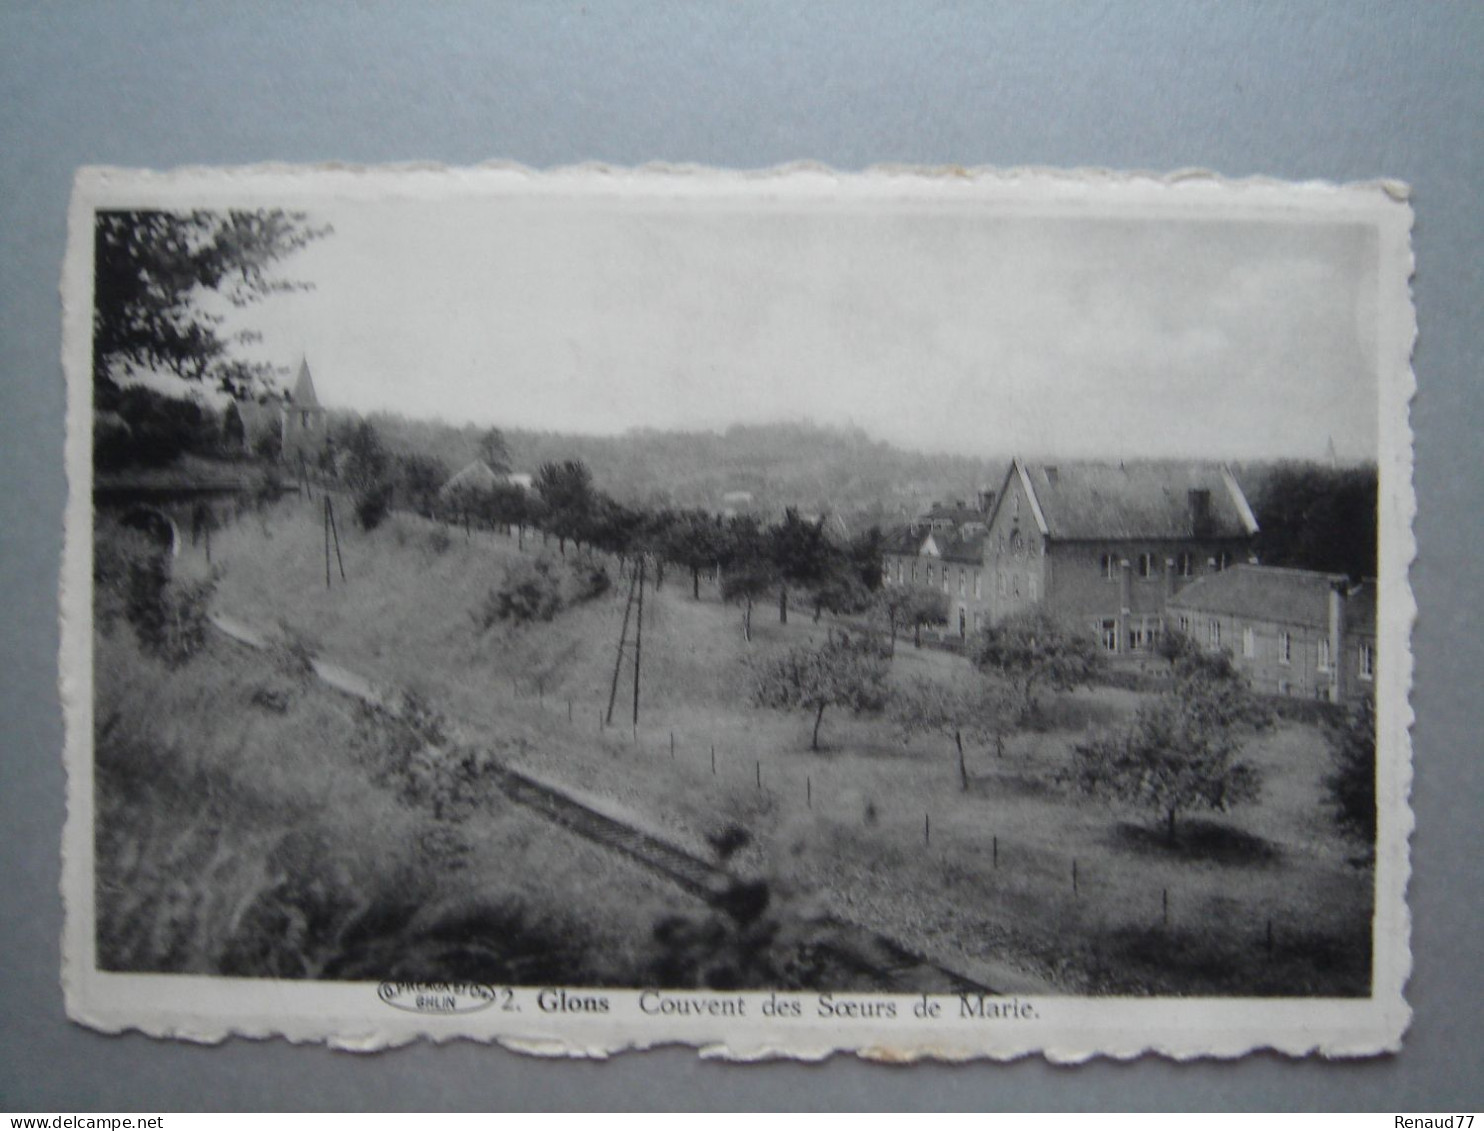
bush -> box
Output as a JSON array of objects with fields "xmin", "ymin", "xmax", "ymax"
[
  {"xmin": 354, "ymin": 481, "xmax": 395, "ymax": 531},
  {"xmin": 476, "ymin": 553, "xmax": 611, "ymax": 629},
  {"xmin": 563, "ymin": 550, "xmax": 611, "ymax": 603},
  {"xmin": 479, "ymin": 557, "xmax": 564, "ymax": 627},
  {"xmin": 95, "ymin": 522, "xmax": 214, "ymax": 665}
]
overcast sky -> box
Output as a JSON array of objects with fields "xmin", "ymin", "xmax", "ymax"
[{"xmin": 225, "ymin": 193, "xmax": 1380, "ymax": 463}]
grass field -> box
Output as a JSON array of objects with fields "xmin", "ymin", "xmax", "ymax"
[{"xmin": 156, "ymin": 492, "xmax": 1374, "ymax": 995}]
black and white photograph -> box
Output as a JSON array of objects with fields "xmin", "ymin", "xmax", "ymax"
[{"xmin": 61, "ymin": 165, "xmax": 1414, "ymax": 1058}]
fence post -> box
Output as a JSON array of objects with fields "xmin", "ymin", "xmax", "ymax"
[
  {"xmin": 711, "ymin": 744, "xmax": 716, "ymax": 775},
  {"xmin": 924, "ymin": 813, "xmax": 930, "ymax": 845},
  {"xmin": 1072, "ymin": 858, "xmax": 1079, "ymax": 896},
  {"xmin": 807, "ymin": 775, "xmax": 812, "ymax": 809},
  {"xmin": 1162, "ymin": 888, "xmax": 1169, "ymax": 927},
  {"xmin": 993, "ymin": 835, "xmax": 998, "ymax": 869}
]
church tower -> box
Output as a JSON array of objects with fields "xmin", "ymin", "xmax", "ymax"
[{"xmin": 280, "ymin": 357, "xmax": 327, "ymax": 463}]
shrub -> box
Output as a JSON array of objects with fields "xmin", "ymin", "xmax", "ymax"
[
  {"xmin": 479, "ymin": 558, "xmax": 564, "ymax": 627},
  {"xmin": 563, "ymin": 550, "xmax": 611, "ymax": 604},
  {"xmin": 354, "ymin": 480, "xmax": 395, "ymax": 531},
  {"xmin": 95, "ymin": 523, "xmax": 215, "ymax": 665},
  {"xmin": 426, "ymin": 525, "xmax": 453, "ymax": 555},
  {"xmin": 475, "ymin": 553, "xmax": 610, "ymax": 629}
]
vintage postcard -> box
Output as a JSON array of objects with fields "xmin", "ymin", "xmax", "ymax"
[{"xmin": 60, "ymin": 164, "xmax": 1414, "ymax": 1059}]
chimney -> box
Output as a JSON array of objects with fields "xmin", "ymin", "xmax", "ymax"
[{"xmin": 1188, "ymin": 488, "xmax": 1214, "ymax": 538}]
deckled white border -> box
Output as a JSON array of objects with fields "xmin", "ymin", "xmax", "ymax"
[{"xmin": 60, "ymin": 163, "xmax": 1415, "ymax": 1060}]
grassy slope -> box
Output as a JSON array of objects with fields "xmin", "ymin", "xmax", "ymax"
[
  {"xmin": 186, "ymin": 495, "xmax": 1373, "ymax": 995},
  {"xmin": 93, "ymin": 616, "xmax": 695, "ymax": 984}
]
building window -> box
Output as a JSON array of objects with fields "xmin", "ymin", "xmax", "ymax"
[
  {"xmin": 942, "ymin": 571, "xmax": 949, "ymax": 594},
  {"xmin": 1318, "ymin": 637, "xmax": 1332, "ymax": 671},
  {"xmin": 1279, "ymin": 631, "xmax": 1292, "ymax": 665},
  {"xmin": 1129, "ymin": 624, "xmax": 1151, "ymax": 651},
  {"xmin": 997, "ymin": 573, "xmax": 1007, "ymax": 598},
  {"xmin": 1211, "ymin": 551, "xmax": 1232, "ymax": 572},
  {"xmin": 1178, "ymin": 614, "xmax": 1190, "ymax": 634},
  {"xmin": 974, "ymin": 612, "xmax": 984, "ymax": 632},
  {"xmin": 1242, "ymin": 626, "xmax": 1255, "ymax": 658},
  {"xmin": 973, "ymin": 570, "xmax": 982, "ymax": 599},
  {"xmin": 958, "ymin": 569, "xmax": 965, "ymax": 596},
  {"xmin": 897, "ymin": 562, "xmax": 903, "ymax": 584},
  {"xmin": 1137, "ymin": 552, "xmax": 1156, "ymax": 579},
  {"xmin": 1278, "ymin": 679, "xmax": 1291, "ymax": 697},
  {"xmin": 925, "ymin": 564, "xmax": 933, "ymax": 587},
  {"xmin": 1099, "ymin": 552, "xmax": 1116, "ymax": 580},
  {"xmin": 1012, "ymin": 495, "xmax": 1020, "ymax": 519},
  {"xmin": 1207, "ymin": 618, "xmax": 1221, "ymax": 649},
  {"xmin": 1360, "ymin": 642, "xmax": 1375, "ymax": 681},
  {"xmin": 1028, "ymin": 575, "xmax": 1038, "ymax": 601},
  {"xmin": 1100, "ymin": 619, "xmax": 1118, "ymax": 653},
  {"xmin": 1012, "ymin": 575, "xmax": 1021, "ymax": 599},
  {"xmin": 911, "ymin": 563, "xmax": 918, "ymax": 584},
  {"xmin": 1176, "ymin": 551, "xmax": 1195, "ymax": 577}
]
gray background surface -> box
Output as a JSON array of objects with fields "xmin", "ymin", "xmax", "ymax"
[{"xmin": 2, "ymin": 0, "xmax": 1480, "ymax": 1112}]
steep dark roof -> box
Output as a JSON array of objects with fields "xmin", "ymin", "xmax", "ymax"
[
  {"xmin": 1167, "ymin": 564, "xmax": 1354, "ymax": 629},
  {"xmin": 997, "ymin": 458, "xmax": 1258, "ymax": 542},
  {"xmin": 882, "ymin": 525, "xmax": 926, "ymax": 555},
  {"xmin": 940, "ymin": 529, "xmax": 987, "ymax": 564},
  {"xmin": 287, "ymin": 358, "xmax": 323, "ymax": 410},
  {"xmin": 921, "ymin": 502, "xmax": 987, "ymax": 527}
]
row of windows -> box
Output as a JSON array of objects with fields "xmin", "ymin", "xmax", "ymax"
[
  {"xmin": 1098, "ymin": 551, "xmax": 1231, "ymax": 580},
  {"xmin": 884, "ymin": 559, "xmax": 984, "ymax": 599},
  {"xmin": 1095, "ymin": 618, "xmax": 1162, "ymax": 653},
  {"xmin": 1175, "ymin": 614, "xmax": 1374, "ymax": 681}
]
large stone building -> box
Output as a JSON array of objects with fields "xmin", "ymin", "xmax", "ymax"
[
  {"xmin": 880, "ymin": 496, "xmax": 993, "ymax": 639},
  {"xmin": 1166, "ymin": 565, "xmax": 1376, "ymax": 703},
  {"xmin": 981, "ymin": 458, "xmax": 1260, "ymax": 656}
]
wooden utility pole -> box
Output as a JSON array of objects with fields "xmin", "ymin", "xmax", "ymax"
[
  {"xmin": 326, "ymin": 497, "xmax": 345, "ymax": 581},
  {"xmin": 631, "ymin": 555, "xmax": 645, "ymax": 729},
  {"xmin": 605, "ymin": 566, "xmax": 639, "ymax": 725},
  {"xmin": 324, "ymin": 499, "xmax": 332, "ymax": 588}
]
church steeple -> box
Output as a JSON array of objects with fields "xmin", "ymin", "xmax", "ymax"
[{"xmin": 288, "ymin": 356, "xmax": 321, "ymax": 409}]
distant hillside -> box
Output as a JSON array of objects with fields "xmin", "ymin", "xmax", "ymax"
[{"xmin": 344, "ymin": 410, "xmax": 1006, "ymax": 525}]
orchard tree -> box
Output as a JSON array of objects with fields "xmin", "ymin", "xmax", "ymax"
[
  {"xmin": 535, "ymin": 459, "xmax": 596, "ymax": 555},
  {"xmin": 721, "ymin": 557, "xmax": 777, "ymax": 643},
  {"xmin": 972, "ymin": 606, "xmax": 1099, "ymax": 718},
  {"xmin": 769, "ymin": 507, "xmax": 833, "ymax": 625},
  {"xmin": 1070, "ymin": 650, "xmax": 1271, "ymax": 845},
  {"xmin": 665, "ymin": 509, "xmax": 727, "ymax": 599},
  {"xmin": 751, "ymin": 635, "xmax": 889, "ymax": 751},
  {"xmin": 397, "ymin": 453, "xmax": 448, "ymax": 519},
  {"xmin": 870, "ymin": 586, "xmax": 913, "ymax": 656},
  {"xmin": 903, "ymin": 588, "xmax": 951, "ymax": 649},
  {"xmin": 808, "ymin": 564, "xmax": 872, "ymax": 624},
  {"xmin": 893, "ymin": 676, "xmax": 1017, "ymax": 791}
]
